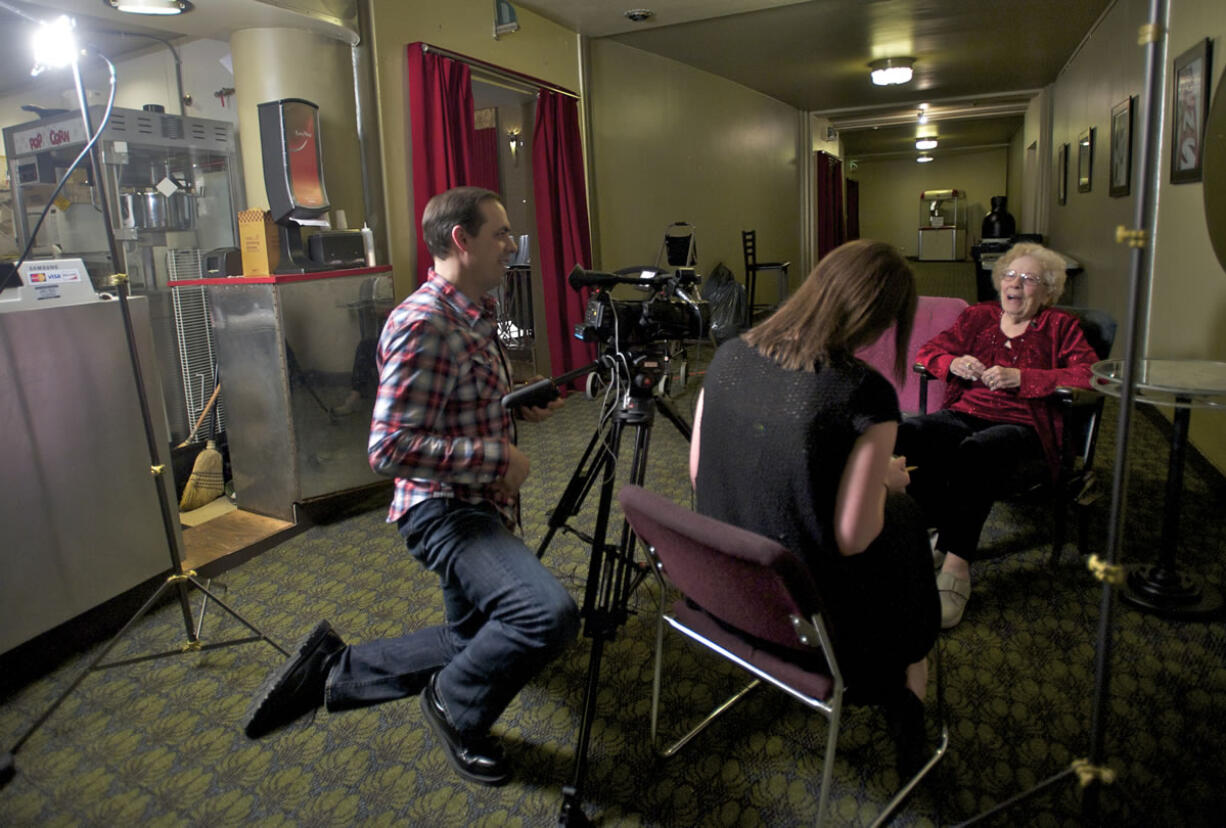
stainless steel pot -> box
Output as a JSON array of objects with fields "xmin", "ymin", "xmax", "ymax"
[
  {"xmin": 119, "ymin": 192, "xmax": 143, "ymax": 229},
  {"xmin": 141, "ymin": 191, "xmax": 168, "ymax": 230},
  {"xmin": 166, "ymin": 191, "xmax": 196, "ymax": 230}
]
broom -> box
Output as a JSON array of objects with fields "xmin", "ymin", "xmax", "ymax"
[{"xmin": 179, "ymin": 384, "xmax": 225, "ymax": 512}]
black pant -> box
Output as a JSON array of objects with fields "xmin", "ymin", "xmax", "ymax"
[{"xmin": 895, "ymin": 409, "xmax": 1044, "ymax": 561}]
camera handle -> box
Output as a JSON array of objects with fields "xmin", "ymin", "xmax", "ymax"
[{"xmin": 536, "ymin": 377, "xmax": 691, "ymax": 827}]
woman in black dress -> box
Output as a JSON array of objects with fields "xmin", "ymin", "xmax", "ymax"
[{"xmin": 689, "ymin": 240, "xmax": 939, "ymax": 763}]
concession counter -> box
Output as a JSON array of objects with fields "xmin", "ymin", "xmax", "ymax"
[{"xmin": 169, "ymin": 266, "xmax": 393, "ymax": 521}]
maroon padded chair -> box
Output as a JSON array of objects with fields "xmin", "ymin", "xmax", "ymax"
[
  {"xmin": 856, "ymin": 295, "xmax": 970, "ymax": 415},
  {"xmin": 618, "ymin": 485, "xmax": 947, "ymax": 827}
]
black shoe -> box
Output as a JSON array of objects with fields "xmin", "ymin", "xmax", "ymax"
[
  {"xmin": 243, "ymin": 620, "xmax": 346, "ymax": 739},
  {"xmin": 884, "ymin": 687, "xmax": 929, "ymax": 779},
  {"xmin": 419, "ymin": 673, "xmax": 510, "ymax": 786}
]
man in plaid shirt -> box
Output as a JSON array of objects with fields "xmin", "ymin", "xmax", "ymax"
[{"xmin": 243, "ymin": 188, "xmax": 579, "ymax": 787}]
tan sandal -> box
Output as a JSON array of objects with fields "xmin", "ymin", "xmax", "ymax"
[{"xmin": 935, "ymin": 571, "xmax": 971, "ymax": 629}]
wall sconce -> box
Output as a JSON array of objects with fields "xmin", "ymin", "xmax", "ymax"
[
  {"xmin": 507, "ymin": 129, "xmax": 523, "ymax": 165},
  {"xmin": 868, "ymin": 56, "xmax": 915, "ymax": 86},
  {"xmin": 102, "ymin": 0, "xmax": 194, "ymax": 15}
]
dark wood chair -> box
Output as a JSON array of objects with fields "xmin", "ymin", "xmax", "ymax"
[{"xmin": 741, "ymin": 229, "xmax": 789, "ymax": 327}]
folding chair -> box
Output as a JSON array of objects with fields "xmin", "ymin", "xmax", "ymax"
[{"xmin": 619, "ymin": 485, "xmax": 947, "ymax": 827}]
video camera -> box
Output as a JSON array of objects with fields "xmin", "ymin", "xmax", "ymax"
[
  {"xmin": 568, "ymin": 265, "xmax": 709, "ymax": 348},
  {"xmin": 500, "ymin": 265, "xmax": 709, "ymax": 413}
]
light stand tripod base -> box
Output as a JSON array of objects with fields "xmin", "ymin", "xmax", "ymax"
[
  {"xmin": 1, "ymin": 751, "xmax": 14, "ymax": 789},
  {"xmin": 1121, "ymin": 564, "xmax": 1224, "ymax": 618}
]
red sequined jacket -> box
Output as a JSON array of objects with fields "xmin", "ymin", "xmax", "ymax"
[{"xmin": 914, "ymin": 303, "xmax": 1099, "ymax": 477}]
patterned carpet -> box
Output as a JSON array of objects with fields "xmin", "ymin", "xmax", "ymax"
[{"xmin": 2, "ymin": 352, "xmax": 1225, "ymax": 827}]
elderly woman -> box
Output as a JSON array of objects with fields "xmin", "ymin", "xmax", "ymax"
[
  {"xmin": 691, "ymin": 240, "xmax": 939, "ymax": 773},
  {"xmin": 895, "ymin": 242, "xmax": 1099, "ymax": 629}
]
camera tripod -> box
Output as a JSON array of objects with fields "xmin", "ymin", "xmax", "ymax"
[{"xmin": 535, "ymin": 358, "xmax": 692, "ymax": 827}]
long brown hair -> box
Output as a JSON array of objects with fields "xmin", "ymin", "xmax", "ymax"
[{"xmin": 743, "ymin": 239, "xmax": 916, "ymax": 381}]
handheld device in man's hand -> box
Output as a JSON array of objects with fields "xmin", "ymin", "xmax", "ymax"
[{"xmin": 501, "ymin": 379, "xmax": 560, "ymax": 411}]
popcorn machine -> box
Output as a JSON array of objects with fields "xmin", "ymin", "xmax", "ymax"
[
  {"xmin": 3, "ymin": 106, "xmax": 244, "ymax": 442},
  {"xmin": 917, "ymin": 188, "xmax": 966, "ymax": 261}
]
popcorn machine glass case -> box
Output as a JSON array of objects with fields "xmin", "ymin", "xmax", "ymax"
[
  {"xmin": 3, "ymin": 107, "xmax": 244, "ymax": 442},
  {"xmin": 917, "ymin": 188, "xmax": 965, "ymax": 261}
]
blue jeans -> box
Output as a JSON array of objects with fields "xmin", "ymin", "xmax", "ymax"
[{"xmin": 324, "ymin": 498, "xmax": 579, "ymax": 735}]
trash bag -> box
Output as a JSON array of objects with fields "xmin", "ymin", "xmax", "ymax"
[{"xmin": 700, "ymin": 262, "xmax": 746, "ymax": 345}]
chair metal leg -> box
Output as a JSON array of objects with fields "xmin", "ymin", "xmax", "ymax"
[
  {"xmin": 649, "ymin": 594, "xmax": 765, "ymax": 757},
  {"xmin": 1051, "ymin": 497, "xmax": 1069, "ymax": 567}
]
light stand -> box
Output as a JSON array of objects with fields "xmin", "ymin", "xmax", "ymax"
[
  {"xmin": 955, "ymin": 0, "xmax": 1168, "ymax": 823},
  {"xmin": 1, "ymin": 37, "xmax": 286, "ymax": 790}
]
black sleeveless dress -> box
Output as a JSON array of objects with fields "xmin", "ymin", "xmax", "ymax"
[{"xmin": 695, "ymin": 338, "xmax": 938, "ymax": 700}]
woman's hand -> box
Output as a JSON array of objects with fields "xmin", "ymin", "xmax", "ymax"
[
  {"xmin": 980, "ymin": 365, "xmax": 1021, "ymax": 391},
  {"xmin": 950, "ymin": 354, "xmax": 985, "ymax": 381},
  {"xmin": 884, "ymin": 454, "xmax": 911, "ymax": 493}
]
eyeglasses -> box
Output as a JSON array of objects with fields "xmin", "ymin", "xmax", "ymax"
[{"xmin": 1001, "ymin": 270, "xmax": 1044, "ymax": 287}]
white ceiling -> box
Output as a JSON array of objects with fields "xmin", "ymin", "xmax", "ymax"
[{"xmin": 1, "ymin": 0, "xmax": 1117, "ymax": 159}]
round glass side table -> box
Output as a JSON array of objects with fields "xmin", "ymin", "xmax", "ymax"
[{"xmin": 1091, "ymin": 359, "xmax": 1226, "ymax": 618}]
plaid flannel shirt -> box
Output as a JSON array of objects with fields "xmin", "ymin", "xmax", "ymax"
[{"xmin": 368, "ymin": 270, "xmax": 516, "ymax": 528}]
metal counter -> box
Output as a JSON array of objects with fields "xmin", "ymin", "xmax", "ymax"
[
  {"xmin": 0, "ymin": 296, "xmax": 178, "ymax": 654},
  {"xmin": 185, "ymin": 267, "xmax": 393, "ymax": 521}
]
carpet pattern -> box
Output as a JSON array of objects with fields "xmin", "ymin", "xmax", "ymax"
[{"xmin": 2, "ymin": 360, "xmax": 1225, "ymax": 827}]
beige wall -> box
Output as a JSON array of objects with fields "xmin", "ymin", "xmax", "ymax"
[
  {"xmin": 1047, "ymin": 0, "xmax": 1148, "ymax": 320},
  {"xmin": 587, "ymin": 40, "xmax": 802, "ymax": 300},
  {"xmin": 1044, "ymin": 0, "xmax": 1226, "ymax": 473},
  {"xmin": 851, "ymin": 148, "xmax": 1009, "ymax": 260},
  {"xmin": 1150, "ymin": 0, "xmax": 1226, "ymax": 470},
  {"xmin": 366, "ymin": 0, "xmax": 581, "ymax": 300}
]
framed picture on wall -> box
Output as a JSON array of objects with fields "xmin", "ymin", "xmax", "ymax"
[
  {"xmin": 1057, "ymin": 143, "xmax": 1069, "ymax": 205},
  {"xmin": 1077, "ymin": 127, "xmax": 1095, "ymax": 193},
  {"xmin": 1171, "ymin": 38, "xmax": 1214, "ymax": 184},
  {"xmin": 1110, "ymin": 97, "xmax": 1134, "ymax": 197}
]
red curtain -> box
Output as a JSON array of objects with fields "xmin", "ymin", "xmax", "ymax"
[
  {"xmin": 532, "ymin": 90, "xmax": 594, "ymax": 381},
  {"xmin": 815, "ymin": 151, "xmax": 845, "ymax": 259},
  {"xmin": 471, "ymin": 127, "xmax": 501, "ymax": 194},
  {"xmin": 407, "ymin": 44, "xmax": 475, "ymax": 286}
]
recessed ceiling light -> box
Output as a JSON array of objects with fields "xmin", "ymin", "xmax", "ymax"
[
  {"xmin": 868, "ymin": 57, "xmax": 915, "ymax": 86},
  {"xmin": 915, "ymin": 138, "xmax": 938, "ymax": 151},
  {"xmin": 103, "ymin": 0, "xmax": 194, "ymax": 14},
  {"xmin": 624, "ymin": 8, "xmax": 654, "ymax": 22},
  {"xmin": 916, "ymin": 154, "xmax": 934, "ymax": 163}
]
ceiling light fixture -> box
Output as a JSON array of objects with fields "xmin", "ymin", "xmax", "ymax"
[
  {"xmin": 868, "ymin": 56, "xmax": 915, "ymax": 86},
  {"xmin": 915, "ymin": 138, "xmax": 938, "ymax": 150},
  {"xmin": 916, "ymin": 154, "xmax": 935, "ymax": 164},
  {"xmin": 102, "ymin": 0, "xmax": 193, "ymax": 15},
  {"xmin": 624, "ymin": 9, "xmax": 654, "ymax": 22}
]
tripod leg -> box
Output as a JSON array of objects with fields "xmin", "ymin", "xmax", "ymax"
[
  {"xmin": 559, "ymin": 411, "xmax": 660, "ymax": 825},
  {"xmin": 537, "ymin": 414, "xmax": 613, "ymax": 559},
  {"xmin": 5, "ymin": 575, "xmax": 178, "ymax": 759},
  {"xmin": 186, "ymin": 576, "xmax": 288, "ymax": 656},
  {"xmin": 655, "ymin": 395, "xmax": 693, "ymax": 442}
]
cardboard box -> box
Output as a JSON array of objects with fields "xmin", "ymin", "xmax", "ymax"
[{"xmin": 238, "ymin": 209, "xmax": 279, "ymax": 275}]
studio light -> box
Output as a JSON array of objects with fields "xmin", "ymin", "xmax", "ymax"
[
  {"xmin": 30, "ymin": 15, "xmax": 78, "ymax": 75},
  {"xmin": 916, "ymin": 138, "xmax": 938, "ymax": 151},
  {"xmin": 102, "ymin": 0, "xmax": 193, "ymax": 15},
  {"xmin": 868, "ymin": 56, "xmax": 915, "ymax": 86}
]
